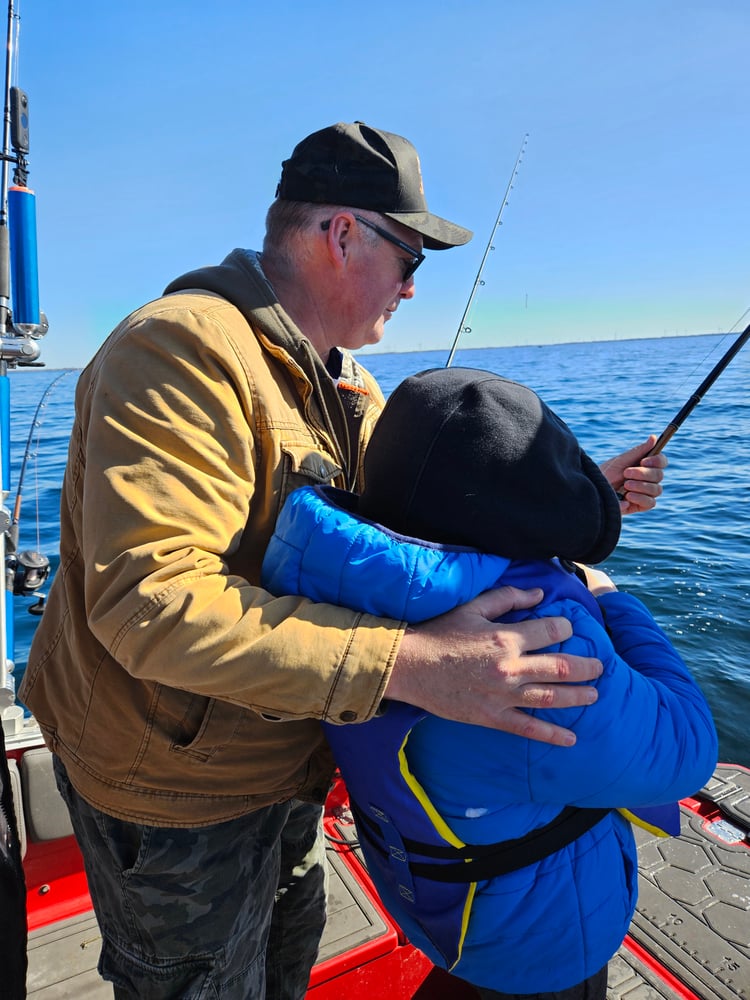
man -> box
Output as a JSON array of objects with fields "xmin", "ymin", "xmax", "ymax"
[{"xmin": 19, "ymin": 122, "xmax": 666, "ymax": 999}]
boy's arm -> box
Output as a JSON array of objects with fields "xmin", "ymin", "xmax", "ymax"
[{"xmin": 522, "ymin": 593, "xmax": 718, "ymax": 807}]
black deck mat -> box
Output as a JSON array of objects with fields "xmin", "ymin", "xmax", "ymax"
[{"xmin": 615, "ymin": 764, "xmax": 750, "ymax": 1000}]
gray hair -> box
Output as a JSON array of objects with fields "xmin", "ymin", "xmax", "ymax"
[
  {"xmin": 263, "ymin": 200, "xmax": 379, "ymax": 264},
  {"xmin": 263, "ymin": 199, "xmax": 323, "ymax": 249}
]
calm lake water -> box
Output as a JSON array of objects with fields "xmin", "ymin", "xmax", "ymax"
[{"xmin": 7, "ymin": 332, "xmax": 749, "ymax": 766}]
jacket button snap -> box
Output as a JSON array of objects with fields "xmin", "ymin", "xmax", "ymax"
[{"xmin": 339, "ymin": 710, "xmax": 358, "ymax": 722}]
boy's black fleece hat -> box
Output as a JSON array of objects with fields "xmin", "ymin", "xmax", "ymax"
[
  {"xmin": 276, "ymin": 122, "xmax": 472, "ymax": 250},
  {"xmin": 360, "ymin": 367, "xmax": 621, "ymax": 564}
]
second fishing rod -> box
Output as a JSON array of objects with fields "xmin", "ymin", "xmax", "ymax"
[
  {"xmin": 446, "ymin": 138, "xmax": 749, "ymax": 494},
  {"xmin": 446, "ymin": 133, "xmax": 528, "ymax": 369},
  {"xmin": 615, "ymin": 318, "xmax": 750, "ymax": 500}
]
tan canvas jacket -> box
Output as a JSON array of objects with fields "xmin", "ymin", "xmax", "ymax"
[{"xmin": 20, "ymin": 249, "xmax": 403, "ymax": 826}]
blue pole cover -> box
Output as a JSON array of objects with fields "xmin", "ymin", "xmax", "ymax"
[{"xmin": 8, "ymin": 185, "xmax": 40, "ymax": 326}]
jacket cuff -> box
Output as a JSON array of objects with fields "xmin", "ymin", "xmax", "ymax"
[{"xmin": 323, "ymin": 614, "xmax": 405, "ymax": 724}]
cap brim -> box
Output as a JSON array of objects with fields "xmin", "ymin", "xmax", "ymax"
[{"xmin": 383, "ymin": 211, "xmax": 473, "ymax": 250}]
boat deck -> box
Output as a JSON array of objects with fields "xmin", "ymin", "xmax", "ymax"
[
  {"xmin": 622, "ymin": 764, "xmax": 750, "ymax": 1000},
  {"xmin": 23, "ymin": 764, "xmax": 750, "ymax": 998},
  {"xmin": 26, "ymin": 844, "xmax": 397, "ymax": 999}
]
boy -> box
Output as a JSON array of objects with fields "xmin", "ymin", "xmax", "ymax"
[{"xmin": 262, "ymin": 367, "xmax": 717, "ymax": 999}]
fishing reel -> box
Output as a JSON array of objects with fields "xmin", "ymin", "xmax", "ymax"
[
  {"xmin": 0, "ymin": 326, "xmax": 42, "ymax": 364},
  {"xmin": 8, "ymin": 549, "xmax": 50, "ymax": 613},
  {"xmin": 0, "ymin": 310, "xmax": 48, "ymax": 366}
]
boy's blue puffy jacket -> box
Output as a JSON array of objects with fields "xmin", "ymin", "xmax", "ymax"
[{"xmin": 261, "ymin": 485, "xmax": 718, "ymax": 993}]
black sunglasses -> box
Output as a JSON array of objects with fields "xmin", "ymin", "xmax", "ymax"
[{"xmin": 321, "ymin": 215, "xmax": 425, "ymax": 282}]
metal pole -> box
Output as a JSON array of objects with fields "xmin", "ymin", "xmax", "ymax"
[
  {"xmin": 0, "ymin": 0, "xmax": 15, "ymax": 329},
  {"xmin": 0, "ymin": 0, "xmax": 14, "ymax": 705}
]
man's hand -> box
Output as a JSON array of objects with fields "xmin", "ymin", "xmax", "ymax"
[
  {"xmin": 384, "ymin": 586, "xmax": 603, "ymax": 747},
  {"xmin": 599, "ymin": 435, "xmax": 667, "ymax": 514}
]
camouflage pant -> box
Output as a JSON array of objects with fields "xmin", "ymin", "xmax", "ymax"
[{"xmin": 53, "ymin": 756, "xmax": 327, "ymax": 999}]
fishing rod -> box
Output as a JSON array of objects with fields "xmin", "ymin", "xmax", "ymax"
[
  {"xmin": 647, "ymin": 322, "xmax": 750, "ymax": 456},
  {"xmin": 446, "ymin": 133, "xmax": 528, "ymax": 368},
  {"xmin": 617, "ymin": 320, "xmax": 750, "ymax": 499}
]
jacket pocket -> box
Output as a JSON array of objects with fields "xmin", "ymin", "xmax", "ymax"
[
  {"xmin": 169, "ymin": 694, "xmax": 244, "ymax": 762},
  {"xmin": 279, "ymin": 444, "xmax": 342, "ymax": 501}
]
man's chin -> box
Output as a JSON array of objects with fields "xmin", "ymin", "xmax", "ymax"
[{"xmin": 367, "ymin": 318, "xmax": 389, "ymax": 344}]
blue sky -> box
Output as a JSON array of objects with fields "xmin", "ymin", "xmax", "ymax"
[{"xmin": 11, "ymin": 0, "xmax": 749, "ymax": 369}]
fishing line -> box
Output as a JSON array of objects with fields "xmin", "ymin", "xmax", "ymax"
[
  {"xmin": 729, "ymin": 304, "xmax": 750, "ymax": 329},
  {"xmin": 10, "ymin": 369, "xmax": 73, "ymax": 550},
  {"xmin": 662, "ymin": 304, "xmax": 750, "ymax": 403},
  {"xmin": 6, "ymin": 370, "xmax": 75, "ymax": 607}
]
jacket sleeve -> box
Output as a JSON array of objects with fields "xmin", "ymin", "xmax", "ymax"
[
  {"xmin": 521, "ymin": 591, "xmax": 718, "ymax": 806},
  {"xmin": 80, "ymin": 303, "xmax": 401, "ymax": 723}
]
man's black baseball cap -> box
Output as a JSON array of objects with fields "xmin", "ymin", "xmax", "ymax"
[{"xmin": 276, "ymin": 121, "xmax": 472, "ymax": 250}]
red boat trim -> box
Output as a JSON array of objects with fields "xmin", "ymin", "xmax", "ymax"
[{"xmin": 621, "ymin": 936, "xmax": 700, "ymax": 1000}]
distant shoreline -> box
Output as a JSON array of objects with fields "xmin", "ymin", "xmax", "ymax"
[
  {"xmin": 358, "ymin": 330, "xmax": 729, "ymax": 357},
  {"xmin": 5, "ymin": 329, "xmax": 730, "ymax": 371}
]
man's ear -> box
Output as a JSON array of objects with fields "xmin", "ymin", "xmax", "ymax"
[{"xmin": 323, "ymin": 213, "xmax": 356, "ymax": 270}]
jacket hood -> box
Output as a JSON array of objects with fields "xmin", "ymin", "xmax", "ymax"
[
  {"xmin": 164, "ymin": 248, "xmax": 304, "ymax": 360},
  {"xmin": 360, "ymin": 367, "xmax": 621, "ymax": 565}
]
